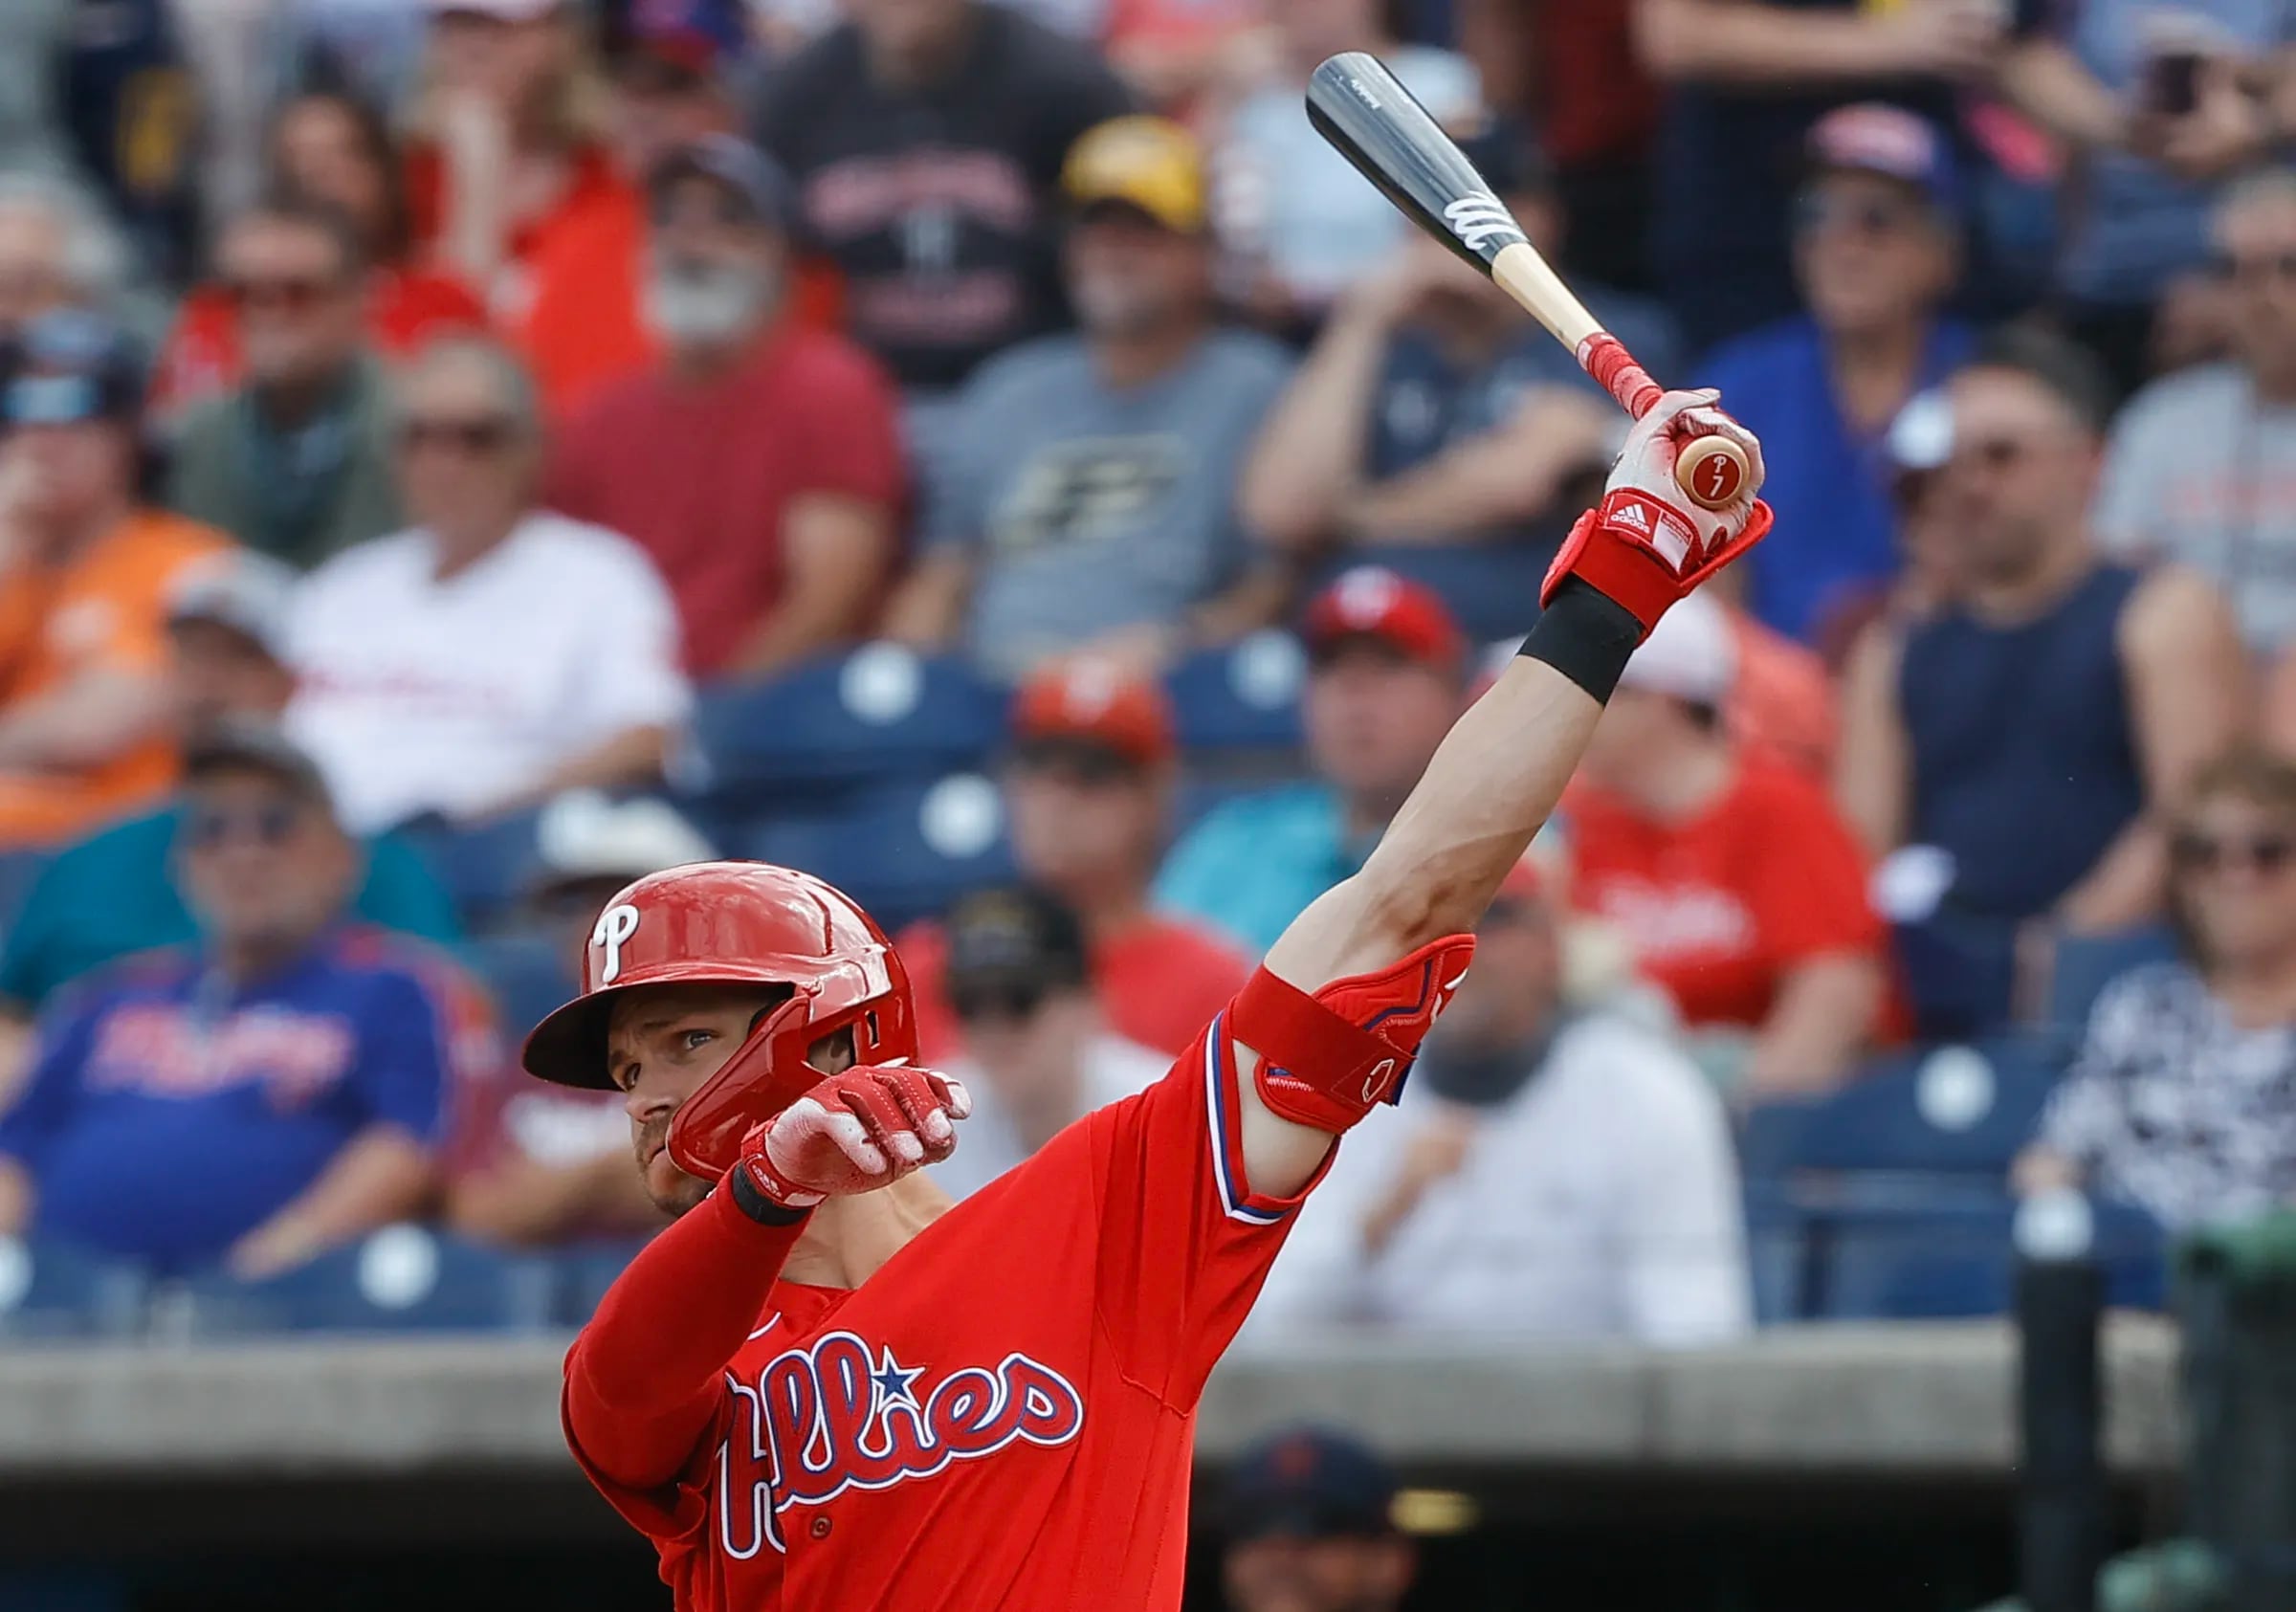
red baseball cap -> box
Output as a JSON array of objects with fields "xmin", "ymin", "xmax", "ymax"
[
  {"xmin": 1301, "ymin": 567, "xmax": 1465, "ymax": 673},
  {"xmin": 1011, "ymin": 659, "xmax": 1176, "ymax": 770}
]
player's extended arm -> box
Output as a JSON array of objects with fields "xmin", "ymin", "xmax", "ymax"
[
  {"xmin": 1242, "ymin": 392, "xmax": 1772, "ymax": 1196},
  {"xmin": 563, "ymin": 1065, "xmax": 966, "ymax": 1491}
]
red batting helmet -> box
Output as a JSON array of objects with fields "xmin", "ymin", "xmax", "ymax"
[{"xmin": 520, "ymin": 860, "xmax": 917, "ymax": 1179}]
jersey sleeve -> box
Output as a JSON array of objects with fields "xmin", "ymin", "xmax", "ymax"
[{"xmin": 1081, "ymin": 942, "xmax": 1465, "ymax": 1404}]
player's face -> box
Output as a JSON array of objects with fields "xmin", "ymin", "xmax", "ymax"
[
  {"xmin": 1223, "ymin": 1533, "xmax": 1416, "ymax": 1612},
  {"xmin": 607, "ymin": 983, "xmax": 789, "ymax": 1214}
]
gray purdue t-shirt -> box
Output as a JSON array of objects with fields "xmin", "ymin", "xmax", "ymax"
[
  {"xmin": 927, "ymin": 329, "xmax": 1293, "ymax": 680},
  {"xmin": 2094, "ymin": 363, "xmax": 2296, "ymax": 651}
]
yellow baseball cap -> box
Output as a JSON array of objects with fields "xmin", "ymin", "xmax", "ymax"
[{"xmin": 1062, "ymin": 117, "xmax": 1206, "ymax": 234}]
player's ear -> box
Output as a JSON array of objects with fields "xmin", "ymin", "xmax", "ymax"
[{"xmin": 806, "ymin": 1027, "xmax": 857, "ymax": 1075}]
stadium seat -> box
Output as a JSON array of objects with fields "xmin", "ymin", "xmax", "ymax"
[
  {"xmin": 2045, "ymin": 925, "xmax": 2179, "ymax": 1037},
  {"xmin": 394, "ymin": 809, "xmax": 547, "ymax": 932},
  {"xmin": 684, "ymin": 645, "xmax": 1007, "ymax": 808},
  {"xmin": 1811, "ymin": 1187, "xmax": 2166, "ymax": 1321},
  {"xmin": 735, "ymin": 775, "xmax": 1016, "ymax": 930},
  {"xmin": 466, "ymin": 931, "xmax": 577, "ymax": 1044},
  {"xmin": 1738, "ymin": 1036, "xmax": 2069, "ymax": 1182},
  {"xmin": 176, "ymin": 1226, "xmax": 558, "ymax": 1334},
  {"xmin": 0, "ymin": 1237, "xmax": 148, "ymax": 1340},
  {"xmin": 552, "ymin": 1238, "xmax": 655, "ymax": 1326},
  {"xmin": 1162, "ymin": 633, "xmax": 1305, "ymax": 766}
]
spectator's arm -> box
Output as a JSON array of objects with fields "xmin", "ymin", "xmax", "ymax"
[
  {"xmin": 448, "ymin": 1148, "xmax": 667, "ymax": 1246},
  {"xmin": 0, "ymin": 668, "xmax": 172, "ymax": 772},
  {"xmin": 2056, "ymin": 568, "xmax": 2246, "ymax": 934},
  {"xmin": 1832, "ymin": 617, "xmax": 1910, "ymax": 853},
  {"xmin": 879, "ymin": 551, "xmax": 973, "ymax": 651},
  {"xmin": 1997, "ymin": 37, "xmax": 2133, "ymax": 151},
  {"xmin": 1746, "ymin": 952, "xmax": 1887, "ymax": 1095},
  {"xmin": 1333, "ymin": 386, "xmax": 1616, "ymax": 545},
  {"xmin": 493, "ymin": 726, "xmax": 674, "ymax": 817},
  {"xmin": 1634, "ymin": 0, "xmax": 1995, "ymax": 86},
  {"xmin": 224, "ymin": 1122, "xmax": 436, "ymax": 1277},
  {"xmin": 724, "ymin": 494, "xmax": 896, "ymax": 679},
  {"xmin": 1184, "ymin": 563, "xmax": 1294, "ymax": 647},
  {"xmin": 1238, "ymin": 296, "xmax": 1400, "ymax": 553}
]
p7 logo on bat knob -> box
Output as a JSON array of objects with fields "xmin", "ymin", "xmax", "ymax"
[{"xmin": 1685, "ymin": 444, "xmax": 1746, "ymax": 507}]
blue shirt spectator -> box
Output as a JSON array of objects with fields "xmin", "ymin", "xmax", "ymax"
[
  {"xmin": 0, "ymin": 722, "xmax": 481, "ymax": 1275},
  {"xmin": 1158, "ymin": 568, "xmax": 1466, "ymax": 956},
  {"xmin": 1699, "ymin": 104, "xmax": 1972, "ymax": 649},
  {"xmin": 1242, "ymin": 127, "xmax": 1678, "ymax": 642}
]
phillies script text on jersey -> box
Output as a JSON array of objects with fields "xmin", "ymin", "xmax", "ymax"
[{"xmin": 717, "ymin": 1328, "xmax": 1086, "ymax": 1558}]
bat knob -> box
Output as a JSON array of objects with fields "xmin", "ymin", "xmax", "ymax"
[{"xmin": 1676, "ymin": 436, "xmax": 1751, "ymax": 510}]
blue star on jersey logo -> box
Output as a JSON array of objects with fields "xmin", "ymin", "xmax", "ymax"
[{"xmin": 870, "ymin": 1346, "xmax": 924, "ymax": 1416}]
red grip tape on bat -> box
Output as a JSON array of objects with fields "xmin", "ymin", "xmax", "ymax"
[{"xmin": 1576, "ymin": 333, "xmax": 1663, "ymax": 419}]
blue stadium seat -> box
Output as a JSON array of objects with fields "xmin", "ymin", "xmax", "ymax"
[
  {"xmin": 0, "ymin": 1237, "xmax": 148, "ymax": 1339},
  {"xmin": 2046, "ymin": 925, "xmax": 2179, "ymax": 1037},
  {"xmin": 1162, "ymin": 633, "xmax": 1305, "ymax": 764},
  {"xmin": 552, "ymin": 1237, "xmax": 655, "ymax": 1326},
  {"xmin": 177, "ymin": 1226, "xmax": 557, "ymax": 1334},
  {"xmin": 1739, "ymin": 1036, "xmax": 2069, "ymax": 1182},
  {"xmin": 467, "ymin": 931, "xmax": 577, "ymax": 1043},
  {"xmin": 685, "ymin": 646, "xmax": 1007, "ymax": 808},
  {"xmin": 1811, "ymin": 1187, "xmax": 2166, "ymax": 1320},
  {"xmin": 395, "ymin": 809, "xmax": 547, "ymax": 931},
  {"xmin": 735, "ymin": 776, "xmax": 1016, "ymax": 930}
]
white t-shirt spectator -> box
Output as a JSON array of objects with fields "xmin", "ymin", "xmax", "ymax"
[
  {"xmin": 1248, "ymin": 1009, "xmax": 1753, "ymax": 1347},
  {"xmin": 286, "ymin": 512, "xmax": 692, "ymax": 832},
  {"xmin": 929, "ymin": 1032, "xmax": 1167, "ymax": 1201}
]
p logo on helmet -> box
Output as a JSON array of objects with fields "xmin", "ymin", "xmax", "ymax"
[{"xmin": 594, "ymin": 904, "xmax": 642, "ymax": 984}]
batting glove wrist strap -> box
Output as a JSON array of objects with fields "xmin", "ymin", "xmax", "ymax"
[
  {"xmin": 1538, "ymin": 489, "xmax": 1774, "ymax": 642},
  {"xmin": 727, "ymin": 1159, "xmax": 817, "ymax": 1226}
]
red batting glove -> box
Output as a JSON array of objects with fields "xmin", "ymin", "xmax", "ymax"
[
  {"xmin": 734, "ymin": 1065, "xmax": 972, "ymax": 1210},
  {"xmin": 1540, "ymin": 388, "xmax": 1772, "ymax": 640}
]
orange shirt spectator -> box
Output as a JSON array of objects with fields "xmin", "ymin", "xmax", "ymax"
[
  {"xmin": 0, "ymin": 510, "xmax": 232, "ymax": 847},
  {"xmin": 1569, "ymin": 761, "xmax": 1883, "ymax": 1031}
]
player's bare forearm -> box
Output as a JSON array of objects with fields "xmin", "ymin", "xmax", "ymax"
[{"xmin": 564, "ymin": 1186, "xmax": 809, "ymax": 1490}]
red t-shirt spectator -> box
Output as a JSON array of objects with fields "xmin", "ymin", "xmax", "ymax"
[
  {"xmin": 510, "ymin": 187, "xmax": 850, "ymax": 421},
  {"xmin": 899, "ymin": 915, "xmax": 1251, "ymax": 1063},
  {"xmin": 148, "ymin": 267, "xmax": 488, "ymax": 418},
  {"xmin": 1566, "ymin": 761, "xmax": 1884, "ymax": 1030},
  {"xmin": 544, "ymin": 321, "xmax": 904, "ymax": 677}
]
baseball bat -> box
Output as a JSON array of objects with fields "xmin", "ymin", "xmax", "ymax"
[{"xmin": 1305, "ymin": 52, "xmax": 1750, "ymax": 511}]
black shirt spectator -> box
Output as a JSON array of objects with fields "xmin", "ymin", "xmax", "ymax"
[{"xmin": 756, "ymin": 0, "xmax": 1134, "ymax": 395}]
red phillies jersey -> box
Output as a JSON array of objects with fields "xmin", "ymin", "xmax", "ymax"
[{"xmin": 562, "ymin": 946, "xmax": 1465, "ymax": 1611}]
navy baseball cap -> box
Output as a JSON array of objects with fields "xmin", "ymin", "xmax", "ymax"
[
  {"xmin": 1804, "ymin": 103, "xmax": 1963, "ymax": 223},
  {"xmin": 1226, "ymin": 1426, "xmax": 1399, "ymax": 1542},
  {"xmin": 2, "ymin": 311, "xmax": 145, "ymax": 429},
  {"xmin": 651, "ymin": 135, "xmax": 792, "ymax": 229}
]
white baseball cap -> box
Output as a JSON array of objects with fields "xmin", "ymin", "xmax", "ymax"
[
  {"xmin": 1617, "ymin": 590, "xmax": 1736, "ymax": 706},
  {"xmin": 534, "ymin": 790, "xmax": 717, "ymax": 888},
  {"xmin": 166, "ymin": 549, "xmax": 297, "ymax": 661}
]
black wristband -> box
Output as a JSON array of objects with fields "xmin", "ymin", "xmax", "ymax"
[
  {"xmin": 1518, "ymin": 579, "xmax": 1643, "ymax": 704},
  {"xmin": 727, "ymin": 1163, "xmax": 813, "ymax": 1227}
]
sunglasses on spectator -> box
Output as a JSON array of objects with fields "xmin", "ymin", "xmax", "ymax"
[
  {"xmin": 951, "ymin": 982, "xmax": 1050, "ymax": 1024},
  {"xmin": 398, "ymin": 415, "xmax": 519, "ymax": 456},
  {"xmin": 2171, "ymin": 831, "xmax": 2296, "ymax": 876},
  {"xmin": 225, "ymin": 276, "xmax": 340, "ymax": 314},
  {"xmin": 1793, "ymin": 189, "xmax": 1927, "ymax": 238},
  {"xmin": 2208, "ymin": 251, "xmax": 2296, "ymax": 285},
  {"xmin": 1944, "ymin": 436, "xmax": 2043, "ymax": 476},
  {"xmin": 184, "ymin": 801, "xmax": 307, "ymax": 850}
]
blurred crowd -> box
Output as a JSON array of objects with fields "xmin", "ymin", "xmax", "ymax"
[{"xmin": 0, "ymin": 0, "xmax": 2289, "ymax": 1348}]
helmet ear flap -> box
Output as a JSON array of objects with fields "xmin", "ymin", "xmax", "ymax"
[{"xmin": 665, "ymin": 991, "xmax": 818, "ymax": 1179}]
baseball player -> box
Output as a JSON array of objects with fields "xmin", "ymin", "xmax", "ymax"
[{"xmin": 520, "ymin": 390, "xmax": 1769, "ymax": 1609}]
